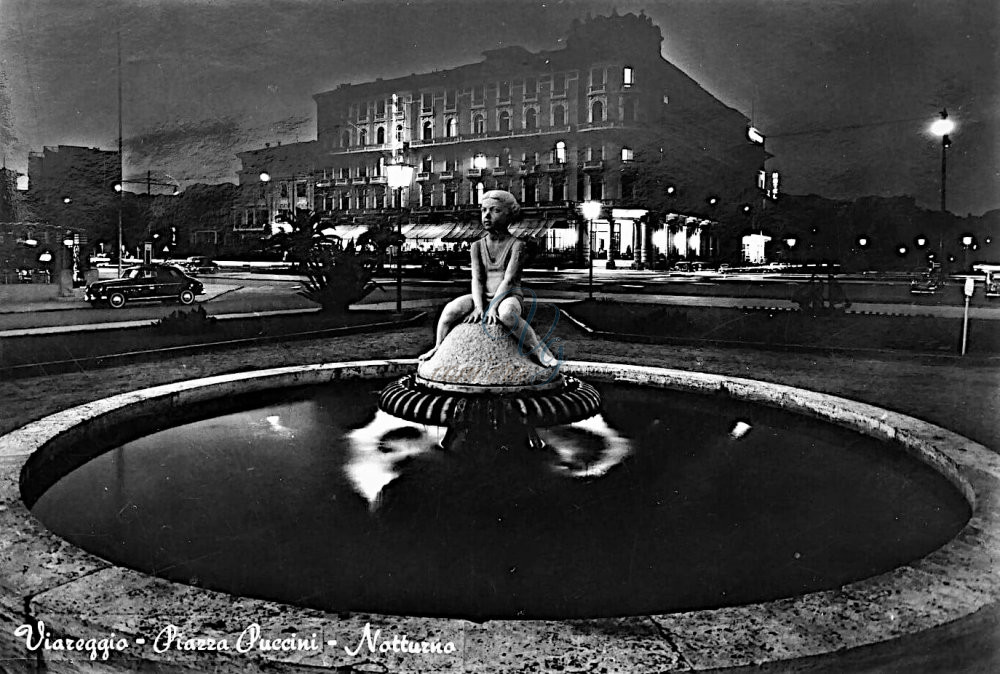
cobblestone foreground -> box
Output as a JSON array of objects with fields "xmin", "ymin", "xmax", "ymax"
[{"xmin": 2, "ymin": 321, "xmax": 998, "ymax": 673}]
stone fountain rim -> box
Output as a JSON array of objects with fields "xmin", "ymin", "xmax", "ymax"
[{"xmin": 0, "ymin": 358, "xmax": 996, "ymax": 672}]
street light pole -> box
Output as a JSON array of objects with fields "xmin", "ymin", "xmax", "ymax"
[
  {"xmin": 386, "ymin": 161, "xmax": 415, "ymax": 314},
  {"xmin": 117, "ymin": 30, "xmax": 123, "ymax": 278},
  {"xmin": 581, "ymin": 201, "xmax": 602, "ymax": 301},
  {"xmin": 396, "ymin": 188, "xmax": 403, "ymax": 313},
  {"xmin": 929, "ymin": 109, "xmax": 955, "ymax": 270}
]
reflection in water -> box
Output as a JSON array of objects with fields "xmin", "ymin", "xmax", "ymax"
[
  {"xmin": 344, "ymin": 411, "xmax": 633, "ymax": 507},
  {"xmin": 344, "ymin": 410, "xmax": 444, "ymax": 508},
  {"xmin": 730, "ymin": 420, "xmax": 752, "ymax": 439},
  {"xmin": 259, "ymin": 415, "xmax": 296, "ymax": 439},
  {"xmin": 540, "ymin": 415, "xmax": 632, "ymax": 478}
]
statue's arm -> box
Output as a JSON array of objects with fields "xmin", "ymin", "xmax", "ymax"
[{"xmin": 470, "ymin": 242, "xmax": 487, "ymax": 315}]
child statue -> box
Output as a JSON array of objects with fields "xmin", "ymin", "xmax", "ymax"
[{"xmin": 419, "ymin": 190, "xmax": 559, "ymax": 367}]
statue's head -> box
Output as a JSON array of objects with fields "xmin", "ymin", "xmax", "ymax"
[{"xmin": 480, "ymin": 190, "xmax": 521, "ymax": 231}]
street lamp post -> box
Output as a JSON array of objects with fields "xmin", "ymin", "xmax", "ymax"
[
  {"xmin": 929, "ymin": 109, "xmax": 955, "ymax": 269},
  {"xmin": 581, "ymin": 201, "xmax": 602, "ymax": 300},
  {"xmin": 386, "ymin": 161, "xmax": 415, "ymax": 313},
  {"xmin": 962, "ymin": 234, "xmax": 973, "ymax": 272},
  {"xmin": 259, "ymin": 171, "xmax": 272, "ymax": 236}
]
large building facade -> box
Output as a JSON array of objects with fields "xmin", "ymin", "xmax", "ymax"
[{"xmin": 237, "ymin": 11, "xmax": 765, "ymax": 265}]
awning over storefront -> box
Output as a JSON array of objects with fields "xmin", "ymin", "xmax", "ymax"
[
  {"xmin": 511, "ymin": 218, "xmax": 554, "ymax": 240},
  {"xmin": 402, "ymin": 223, "xmax": 453, "ymax": 240},
  {"xmin": 441, "ymin": 222, "xmax": 487, "ymax": 242},
  {"xmin": 318, "ymin": 224, "xmax": 370, "ymax": 241}
]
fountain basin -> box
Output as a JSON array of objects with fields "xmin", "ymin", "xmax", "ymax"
[{"xmin": 1, "ymin": 360, "xmax": 998, "ymax": 672}]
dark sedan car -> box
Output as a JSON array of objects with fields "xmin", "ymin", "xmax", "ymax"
[
  {"xmin": 180, "ymin": 256, "xmax": 220, "ymax": 275},
  {"xmin": 85, "ymin": 264, "xmax": 204, "ymax": 309}
]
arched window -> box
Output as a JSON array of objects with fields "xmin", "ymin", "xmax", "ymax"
[
  {"xmin": 447, "ymin": 117, "xmax": 457, "ymax": 137},
  {"xmin": 359, "ymin": 128, "xmax": 368, "ymax": 146},
  {"xmin": 498, "ymin": 110, "xmax": 511, "ymax": 133},
  {"xmin": 475, "ymin": 181, "xmax": 485, "ymax": 204},
  {"xmin": 524, "ymin": 108, "xmax": 537, "ymax": 131},
  {"xmin": 591, "ymin": 101, "xmax": 604, "ymax": 123},
  {"xmin": 473, "ymin": 114, "xmax": 485, "ymax": 134},
  {"xmin": 395, "ymin": 125, "xmax": 404, "ymax": 143},
  {"xmin": 341, "ymin": 130, "xmax": 351, "ymax": 147},
  {"xmin": 555, "ymin": 140, "xmax": 566, "ymax": 164},
  {"xmin": 376, "ymin": 127, "xmax": 386, "ymax": 144},
  {"xmin": 423, "ymin": 121, "xmax": 433, "ymax": 141},
  {"xmin": 552, "ymin": 105, "xmax": 565, "ymax": 127}
]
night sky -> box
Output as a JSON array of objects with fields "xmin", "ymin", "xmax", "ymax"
[{"xmin": 1, "ymin": 0, "xmax": 997, "ymax": 215}]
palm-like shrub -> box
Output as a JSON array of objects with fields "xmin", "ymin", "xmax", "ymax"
[{"xmin": 299, "ymin": 245, "xmax": 382, "ymax": 312}]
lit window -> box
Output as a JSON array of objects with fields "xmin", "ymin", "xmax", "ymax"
[
  {"xmin": 555, "ymin": 141, "xmax": 566, "ymax": 164},
  {"xmin": 623, "ymin": 66, "xmax": 634, "ymax": 88},
  {"xmin": 447, "ymin": 118, "xmax": 457, "ymax": 137},
  {"xmin": 621, "ymin": 147, "xmax": 633, "ymax": 162}
]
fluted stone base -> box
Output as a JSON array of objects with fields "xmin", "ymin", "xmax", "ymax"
[
  {"xmin": 379, "ymin": 322, "xmax": 602, "ymax": 432},
  {"xmin": 417, "ymin": 323, "xmax": 561, "ymax": 392}
]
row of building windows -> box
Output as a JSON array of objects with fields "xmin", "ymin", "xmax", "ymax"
[
  {"xmin": 345, "ymin": 66, "xmax": 635, "ymax": 122},
  {"xmin": 342, "ymin": 98, "xmax": 639, "ymax": 148},
  {"xmin": 279, "ymin": 177, "xmax": 592, "ymax": 215},
  {"xmin": 297, "ymin": 143, "xmax": 635, "ymax": 183}
]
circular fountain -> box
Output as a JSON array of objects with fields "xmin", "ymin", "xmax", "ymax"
[{"xmin": 3, "ymin": 357, "xmax": 999, "ymax": 672}]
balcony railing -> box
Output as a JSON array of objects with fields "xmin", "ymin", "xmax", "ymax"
[
  {"xmin": 409, "ymin": 125, "xmax": 573, "ymax": 148},
  {"xmin": 582, "ymin": 160, "xmax": 605, "ymax": 171},
  {"xmin": 492, "ymin": 167, "xmax": 514, "ymax": 177},
  {"xmin": 466, "ymin": 168, "xmax": 484, "ymax": 178},
  {"xmin": 577, "ymin": 120, "xmax": 632, "ymax": 132},
  {"xmin": 588, "ymin": 85, "xmax": 606, "ymax": 94},
  {"xmin": 416, "ymin": 172, "xmax": 432, "ymax": 181},
  {"xmin": 351, "ymin": 177, "xmax": 368, "ymax": 185},
  {"xmin": 542, "ymin": 163, "xmax": 566, "ymax": 173},
  {"xmin": 439, "ymin": 171, "xmax": 457, "ymax": 180},
  {"xmin": 369, "ymin": 175, "xmax": 387, "ymax": 185},
  {"xmin": 334, "ymin": 178, "xmax": 350, "ymax": 186}
]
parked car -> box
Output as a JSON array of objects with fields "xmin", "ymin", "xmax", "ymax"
[
  {"xmin": 180, "ymin": 256, "xmax": 220, "ymax": 274},
  {"xmin": 84, "ymin": 264, "xmax": 204, "ymax": 309},
  {"xmin": 418, "ymin": 257, "xmax": 453, "ymax": 280}
]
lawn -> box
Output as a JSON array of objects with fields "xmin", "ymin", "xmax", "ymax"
[
  {"xmin": 563, "ymin": 299, "xmax": 998, "ymax": 355},
  {"xmin": 0, "ymin": 307, "xmax": 425, "ymax": 375}
]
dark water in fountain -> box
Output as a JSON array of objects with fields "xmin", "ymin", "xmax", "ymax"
[{"xmin": 29, "ymin": 379, "xmax": 969, "ymax": 620}]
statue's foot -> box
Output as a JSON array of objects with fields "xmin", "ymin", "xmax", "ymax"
[
  {"xmin": 417, "ymin": 346, "xmax": 438, "ymax": 362},
  {"xmin": 534, "ymin": 347, "xmax": 560, "ymax": 368}
]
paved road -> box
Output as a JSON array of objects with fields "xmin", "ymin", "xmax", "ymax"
[{"xmin": 2, "ymin": 269, "xmax": 998, "ymax": 337}]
